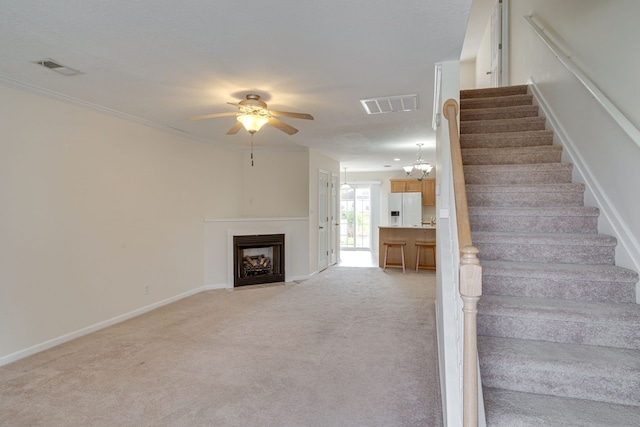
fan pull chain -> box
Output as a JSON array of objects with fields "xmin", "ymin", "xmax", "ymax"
[{"xmin": 250, "ymin": 133, "xmax": 254, "ymax": 167}]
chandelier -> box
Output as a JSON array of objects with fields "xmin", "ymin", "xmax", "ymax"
[{"xmin": 403, "ymin": 143, "xmax": 433, "ymax": 181}]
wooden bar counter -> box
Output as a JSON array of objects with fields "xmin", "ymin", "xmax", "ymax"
[{"xmin": 378, "ymin": 226, "xmax": 436, "ymax": 270}]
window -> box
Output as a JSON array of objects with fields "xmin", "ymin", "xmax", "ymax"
[{"xmin": 340, "ymin": 185, "xmax": 371, "ymax": 249}]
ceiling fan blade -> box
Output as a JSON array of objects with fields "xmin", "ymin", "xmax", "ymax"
[
  {"xmin": 186, "ymin": 111, "xmax": 237, "ymax": 121},
  {"xmin": 226, "ymin": 102, "xmax": 239, "ymax": 107},
  {"xmin": 268, "ymin": 117, "xmax": 298, "ymax": 135},
  {"xmin": 270, "ymin": 110, "xmax": 314, "ymax": 120},
  {"xmin": 226, "ymin": 121, "xmax": 244, "ymax": 135}
]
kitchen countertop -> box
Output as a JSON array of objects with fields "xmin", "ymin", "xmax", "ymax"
[{"xmin": 378, "ymin": 225, "xmax": 436, "ymax": 270}]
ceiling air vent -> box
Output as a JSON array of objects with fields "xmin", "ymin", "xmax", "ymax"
[
  {"xmin": 360, "ymin": 94, "xmax": 418, "ymax": 115},
  {"xmin": 35, "ymin": 59, "xmax": 82, "ymax": 76}
]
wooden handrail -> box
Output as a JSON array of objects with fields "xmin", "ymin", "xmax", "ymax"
[
  {"xmin": 443, "ymin": 98, "xmax": 483, "ymax": 427},
  {"xmin": 444, "ymin": 99, "xmax": 472, "ymax": 249}
]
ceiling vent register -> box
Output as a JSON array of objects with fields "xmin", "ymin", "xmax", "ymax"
[
  {"xmin": 360, "ymin": 94, "xmax": 418, "ymax": 115},
  {"xmin": 35, "ymin": 59, "xmax": 82, "ymax": 76}
]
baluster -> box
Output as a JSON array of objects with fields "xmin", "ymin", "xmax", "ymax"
[{"xmin": 460, "ymin": 245, "xmax": 482, "ymax": 427}]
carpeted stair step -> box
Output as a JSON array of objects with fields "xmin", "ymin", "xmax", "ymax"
[
  {"xmin": 478, "ymin": 295, "xmax": 640, "ymax": 349},
  {"xmin": 468, "ymin": 206, "xmax": 599, "ymax": 233},
  {"xmin": 460, "ymin": 104, "xmax": 539, "ymax": 122},
  {"xmin": 461, "ymin": 85, "xmax": 528, "ymax": 99},
  {"xmin": 481, "ymin": 260, "xmax": 638, "ymax": 303},
  {"xmin": 462, "ymin": 84, "xmax": 640, "ymax": 424},
  {"xmin": 472, "ymin": 232, "xmax": 617, "ymax": 265},
  {"xmin": 462, "ymin": 145, "xmax": 562, "ymax": 165},
  {"xmin": 483, "ymin": 388, "xmax": 640, "ymax": 426},
  {"xmin": 478, "ymin": 336, "xmax": 640, "ymax": 406},
  {"xmin": 461, "ymin": 94, "xmax": 533, "ymax": 110},
  {"xmin": 461, "ymin": 129, "xmax": 554, "ymax": 149},
  {"xmin": 466, "ymin": 183, "xmax": 585, "ymax": 207},
  {"xmin": 464, "ymin": 163, "xmax": 573, "ymax": 185},
  {"xmin": 461, "ymin": 116, "xmax": 547, "ymax": 134}
]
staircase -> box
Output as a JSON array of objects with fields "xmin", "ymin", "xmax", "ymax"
[{"xmin": 460, "ymin": 85, "xmax": 640, "ymax": 426}]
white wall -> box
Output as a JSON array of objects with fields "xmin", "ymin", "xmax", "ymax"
[
  {"xmin": 434, "ymin": 60, "xmax": 465, "ymax": 427},
  {"xmin": 475, "ymin": 16, "xmax": 492, "ymax": 88},
  {"xmin": 460, "ymin": 60, "xmax": 476, "ymax": 90},
  {"xmin": 509, "ymin": 0, "xmax": 640, "ymax": 282},
  {"xmin": 202, "ymin": 147, "xmax": 312, "ymax": 289},
  {"xmin": 0, "ymin": 84, "xmax": 244, "ymax": 362},
  {"xmin": 510, "ymin": 0, "xmax": 640, "ymax": 131},
  {"xmin": 240, "ymin": 148, "xmax": 309, "ymax": 217}
]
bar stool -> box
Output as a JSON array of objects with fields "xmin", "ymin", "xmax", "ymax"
[
  {"xmin": 415, "ymin": 241, "xmax": 436, "ymax": 271},
  {"xmin": 382, "ymin": 241, "xmax": 406, "ymax": 273}
]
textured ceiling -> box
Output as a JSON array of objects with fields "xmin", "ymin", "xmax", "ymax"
[{"xmin": 0, "ymin": 0, "xmax": 473, "ymax": 171}]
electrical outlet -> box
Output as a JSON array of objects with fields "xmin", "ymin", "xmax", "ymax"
[{"xmin": 144, "ymin": 284, "xmax": 150, "ymax": 295}]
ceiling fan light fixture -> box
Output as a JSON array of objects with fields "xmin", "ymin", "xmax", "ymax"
[
  {"xmin": 187, "ymin": 94, "xmax": 312, "ymax": 136},
  {"xmin": 237, "ymin": 113, "xmax": 269, "ymax": 134}
]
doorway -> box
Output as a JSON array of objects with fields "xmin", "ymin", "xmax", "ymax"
[
  {"xmin": 490, "ymin": 0, "xmax": 509, "ymax": 87},
  {"xmin": 318, "ymin": 169, "xmax": 329, "ymax": 272},
  {"xmin": 340, "ymin": 184, "xmax": 372, "ymax": 250},
  {"xmin": 331, "ymin": 172, "xmax": 339, "ymax": 265}
]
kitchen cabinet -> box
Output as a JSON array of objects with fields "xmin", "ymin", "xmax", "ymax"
[
  {"xmin": 390, "ymin": 180, "xmax": 408, "ymax": 193},
  {"xmin": 421, "ymin": 178, "xmax": 436, "ymax": 206},
  {"xmin": 390, "ymin": 179, "xmax": 421, "ymax": 193},
  {"xmin": 406, "ymin": 180, "xmax": 423, "ymax": 192},
  {"xmin": 390, "ymin": 178, "xmax": 436, "ymax": 206}
]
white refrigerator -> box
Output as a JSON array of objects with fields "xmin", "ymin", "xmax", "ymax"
[{"xmin": 388, "ymin": 192, "xmax": 422, "ymax": 227}]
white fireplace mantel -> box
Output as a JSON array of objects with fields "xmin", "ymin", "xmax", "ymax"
[{"xmin": 203, "ymin": 217, "xmax": 310, "ymax": 289}]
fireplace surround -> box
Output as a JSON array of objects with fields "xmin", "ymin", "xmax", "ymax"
[{"xmin": 233, "ymin": 234, "xmax": 285, "ymax": 287}]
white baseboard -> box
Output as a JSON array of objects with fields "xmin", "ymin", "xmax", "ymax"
[
  {"xmin": 0, "ymin": 275, "xmax": 320, "ymax": 367},
  {"xmin": 202, "ymin": 278, "xmax": 310, "ymax": 291},
  {"xmin": 0, "ymin": 286, "xmax": 208, "ymax": 367},
  {"xmin": 529, "ymin": 78, "xmax": 640, "ymax": 299},
  {"xmin": 287, "ymin": 274, "xmax": 311, "ymax": 282},
  {"xmin": 203, "ymin": 283, "xmax": 230, "ymax": 291}
]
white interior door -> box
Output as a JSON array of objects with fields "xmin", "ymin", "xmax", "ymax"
[
  {"xmin": 318, "ymin": 170, "xmax": 329, "ymax": 271},
  {"xmin": 330, "ymin": 173, "xmax": 339, "ymax": 265},
  {"xmin": 490, "ymin": 0, "xmax": 502, "ymax": 87}
]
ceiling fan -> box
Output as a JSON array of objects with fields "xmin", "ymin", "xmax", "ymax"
[{"xmin": 186, "ymin": 94, "xmax": 314, "ymax": 135}]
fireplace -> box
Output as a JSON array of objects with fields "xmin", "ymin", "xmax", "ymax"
[{"xmin": 233, "ymin": 234, "xmax": 285, "ymax": 287}]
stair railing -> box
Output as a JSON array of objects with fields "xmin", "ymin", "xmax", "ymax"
[
  {"xmin": 525, "ymin": 15, "xmax": 640, "ymax": 149},
  {"xmin": 443, "ymin": 98, "xmax": 483, "ymax": 427}
]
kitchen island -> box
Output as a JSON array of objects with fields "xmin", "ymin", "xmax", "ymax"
[{"xmin": 378, "ymin": 225, "xmax": 436, "ymax": 271}]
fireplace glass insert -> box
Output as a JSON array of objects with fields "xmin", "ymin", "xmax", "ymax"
[{"xmin": 233, "ymin": 234, "xmax": 285, "ymax": 287}]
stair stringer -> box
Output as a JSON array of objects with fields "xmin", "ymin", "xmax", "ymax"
[{"xmin": 529, "ymin": 78, "xmax": 640, "ymax": 301}]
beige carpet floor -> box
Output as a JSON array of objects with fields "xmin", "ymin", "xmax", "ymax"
[{"xmin": 0, "ymin": 266, "xmax": 441, "ymax": 426}]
